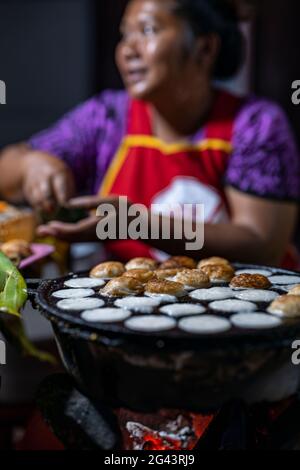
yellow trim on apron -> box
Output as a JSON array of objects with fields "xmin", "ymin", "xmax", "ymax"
[{"xmin": 99, "ymin": 135, "xmax": 233, "ymax": 197}]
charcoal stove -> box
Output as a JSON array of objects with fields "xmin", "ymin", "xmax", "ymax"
[
  {"xmin": 27, "ymin": 263, "xmax": 300, "ymax": 449},
  {"xmin": 36, "ymin": 374, "xmax": 300, "ymax": 450},
  {"xmin": 28, "ymin": 263, "xmax": 300, "ymax": 412}
]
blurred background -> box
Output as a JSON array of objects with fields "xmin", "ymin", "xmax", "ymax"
[{"xmin": 0, "ymin": 0, "xmax": 300, "ymax": 148}]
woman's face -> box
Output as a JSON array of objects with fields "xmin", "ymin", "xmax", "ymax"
[{"xmin": 116, "ymin": 0, "xmax": 201, "ymax": 101}]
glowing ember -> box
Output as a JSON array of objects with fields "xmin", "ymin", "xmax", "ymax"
[
  {"xmin": 126, "ymin": 419, "xmax": 193, "ymax": 450},
  {"xmin": 123, "ymin": 413, "xmax": 214, "ymax": 450}
]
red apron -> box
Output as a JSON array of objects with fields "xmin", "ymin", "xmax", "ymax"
[
  {"xmin": 99, "ymin": 90, "xmax": 240, "ymax": 261},
  {"xmin": 99, "ymin": 89, "xmax": 300, "ymax": 269}
]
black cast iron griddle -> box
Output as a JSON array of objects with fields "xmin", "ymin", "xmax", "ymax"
[{"xmin": 33, "ymin": 263, "xmax": 300, "ymax": 350}]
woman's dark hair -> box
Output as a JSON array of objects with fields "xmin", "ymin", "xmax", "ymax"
[{"xmin": 172, "ymin": 0, "xmax": 245, "ymax": 79}]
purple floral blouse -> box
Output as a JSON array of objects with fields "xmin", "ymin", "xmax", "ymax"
[{"xmin": 29, "ymin": 89, "xmax": 300, "ymax": 202}]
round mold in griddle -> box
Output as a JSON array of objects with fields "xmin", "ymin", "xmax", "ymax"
[
  {"xmin": 231, "ymin": 312, "xmax": 282, "ymax": 330},
  {"xmin": 234, "ymin": 290, "xmax": 278, "ymax": 303},
  {"xmin": 209, "ymin": 299, "xmax": 257, "ymax": 313},
  {"xmin": 125, "ymin": 315, "xmax": 176, "ymax": 332},
  {"xmin": 159, "ymin": 303, "xmax": 206, "ymax": 317},
  {"xmin": 52, "ymin": 288, "xmax": 95, "ymax": 299},
  {"xmin": 189, "ymin": 287, "xmax": 234, "ymax": 301},
  {"xmin": 81, "ymin": 308, "xmax": 132, "ymax": 323},
  {"xmin": 114, "ymin": 296, "xmax": 161, "ymax": 313},
  {"xmin": 56, "ymin": 297, "xmax": 105, "ymax": 311},
  {"xmin": 179, "ymin": 315, "xmax": 231, "ymax": 334},
  {"xmin": 64, "ymin": 277, "xmax": 106, "ymax": 289},
  {"xmin": 269, "ymin": 275, "xmax": 300, "ymax": 285}
]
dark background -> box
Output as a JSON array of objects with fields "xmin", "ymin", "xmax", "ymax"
[
  {"xmin": 0, "ymin": 0, "xmax": 126, "ymax": 147},
  {"xmin": 0, "ymin": 0, "xmax": 299, "ymax": 147}
]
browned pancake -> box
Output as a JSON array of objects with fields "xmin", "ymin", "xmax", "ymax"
[
  {"xmin": 90, "ymin": 261, "xmax": 125, "ymax": 279},
  {"xmin": 99, "ymin": 277, "xmax": 144, "ymax": 297},
  {"xmin": 173, "ymin": 269, "xmax": 210, "ymax": 289},
  {"xmin": 145, "ymin": 279, "xmax": 186, "ymax": 297},
  {"xmin": 230, "ymin": 274, "xmax": 271, "ymax": 289},
  {"xmin": 160, "ymin": 256, "xmax": 197, "ymax": 270},
  {"xmin": 198, "ymin": 257, "xmax": 231, "ymax": 269},
  {"xmin": 200, "ymin": 264, "xmax": 235, "ymax": 283},
  {"xmin": 268, "ymin": 294, "xmax": 300, "ymax": 318},
  {"xmin": 122, "ymin": 269, "xmax": 157, "ymax": 283},
  {"xmin": 287, "ymin": 285, "xmax": 300, "ymax": 296},
  {"xmin": 125, "ymin": 257, "xmax": 158, "ymax": 271},
  {"xmin": 154, "ymin": 268, "xmax": 186, "ymax": 279}
]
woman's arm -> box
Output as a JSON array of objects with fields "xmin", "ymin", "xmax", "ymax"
[
  {"xmin": 0, "ymin": 143, "xmax": 75, "ymax": 211},
  {"xmin": 0, "ymin": 91, "xmax": 128, "ymax": 210},
  {"xmin": 37, "ymin": 189, "xmax": 298, "ymax": 266},
  {"xmin": 143, "ymin": 187, "xmax": 298, "ymax": 265}
]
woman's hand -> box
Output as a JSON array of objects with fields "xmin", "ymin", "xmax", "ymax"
[
  {"xmin": 22, "ymin": 151, "xmax": 76, "ymax": 213},
  {"xmin": 36, "ymin": 195, "xmax": 132, "ymax": 243},
  {"xmin": 36, "ymin": 215, "xmax": 100, "ymax": 242}
]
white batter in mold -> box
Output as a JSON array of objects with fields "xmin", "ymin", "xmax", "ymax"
[
  {"xmin": 178, "ymin": 315, "xmax": 231, "ymax": 334},
  {"xmin": 159, "ymin": 303, "xmax": 206, "ymax": 317},
  {"xmin": 81, "ymin": 308, "xmax": 131, "ymax": 323},
  {"xmin": 64, "ymin": 278, "xmax": 105, "ymax": 288},
  {"xmin": 189, "ymin": 287, "xmax": 234, "ymax": 302},
  {"xmin": 144, "ymin": 293, "xmax": 178, "ymax": 303},
  {"xmin": 125, "ymin": 315, "xmax": 176, "ymax": 332},
  {"xmin": 234, "ymin": 290, "xmax": 278, "ymax": 303},
  {"xmin": 56, "ymin": 298, "xmax": 104, "ymax": 311},
  {"xmin": 269, "ymin": 275, "xmax": 300, "ymax": 285},
  {"xmin": 52, "ymin": 288, "xmax": 94, "ymax": 299},
  {"xmin": 231, "ymin": 312, "xmax": 282, "ymax": 329},
  {"xmin": 209, "ymin": 299, "xmax": 257, "ymax": 313},
  {"xmin": 114, "ymin": 297, "xmax": 161, "ymax": 314}
]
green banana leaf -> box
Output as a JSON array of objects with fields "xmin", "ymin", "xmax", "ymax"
[
  {"xmin": 0, "ymin": 252, "xmax": 27, "ymax": 316},
  {"xmin": 0, "ymin": 252, "xmax": 56, "ymax": 364}
]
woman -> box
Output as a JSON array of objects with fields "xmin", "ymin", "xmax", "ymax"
[{"xmin": 0, "ymin": 0, "xmax": 299, "ymax": 267}]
